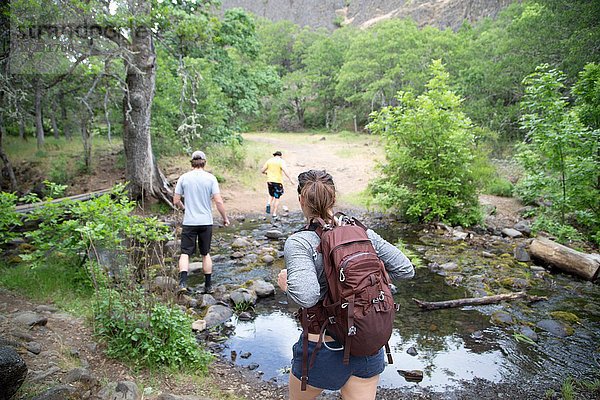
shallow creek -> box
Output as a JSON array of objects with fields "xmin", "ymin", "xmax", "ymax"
[{"xmin": 189, "ymin": 211, "xmax": 600, "ymax": 395}]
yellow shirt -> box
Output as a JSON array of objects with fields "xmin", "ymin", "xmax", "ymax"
[{"xmin": 263, "ymin": 157, "xmax": 286, "ymax": 183}]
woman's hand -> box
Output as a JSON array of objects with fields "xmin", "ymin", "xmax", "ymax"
[{"xmin": 277, "ymin": 268, "xmax": 288, "ymax": 292}]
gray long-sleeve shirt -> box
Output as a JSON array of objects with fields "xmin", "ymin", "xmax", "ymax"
[{"xmin": 284, "ymin": 229, "xmax": 415, "ymax": 308}]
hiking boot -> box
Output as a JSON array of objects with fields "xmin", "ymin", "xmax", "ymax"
[
  {"xmin": 203, "ymin": 285, "xmax": 214, "ymax": 294},
  {"xmin": 266, "ymin": 204, "xmax": 271, "ymax": 214}
]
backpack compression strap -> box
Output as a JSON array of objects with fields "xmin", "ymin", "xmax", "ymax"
[{"xmin": 301, "ymin": 308, "xmax": 309, "ymax": 391}]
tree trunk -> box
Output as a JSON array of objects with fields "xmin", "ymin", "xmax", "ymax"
[
  {"xmin": 34, "ymin": 79, "xmax": 44, "ymax": 149},
  {"xmin": 122, "ymin": 18, "xmax": 172, "ymax": 205},
  {"xmin": 51, "ymin": 103, "xmax": 59, "ymax": 139},
  {"xmin": 60, "ymin": 97, "xmax": 71, "ymax": 140},
  {"xmin": 81, "ymin": 117, "xmax": 91, "ymax": 171},
  {"xmin": 530, "ymin": 237, "xmax": 600, "ymax": 281},
  {"xmin": 413, "ymin": 292, "xmax": 546, "ymax": 311},
  {"xmin": 0, "ymin": 116, "xmax": 18, "ymax": 192},
  {"xmin": 18, "ymin": 114, "xmax": 26, "ymax": 140}
]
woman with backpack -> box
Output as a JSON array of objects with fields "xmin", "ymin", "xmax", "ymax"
[{"xmin": 277, "ymin": 169, "xmax": 415, "ymax": 400}]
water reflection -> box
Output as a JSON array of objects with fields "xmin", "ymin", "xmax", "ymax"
[{"xmin": 225, "ymin": 308, "xmax": 510, "ymax": 389}]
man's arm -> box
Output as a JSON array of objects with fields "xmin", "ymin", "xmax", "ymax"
[
  {"xmin": 212, "ymin": 193, "xmax": 230, "ymax": 226},
  {"xmin": 173, "ymin": 193, "xmax": 184, "ymax": 210},
  {"xmin": 282, "ymin": 166, "xmax": 295, "ymax": 185},
  {"xmin": 261, "ymin": 162, "xmax": 268, "ymax": 174}
]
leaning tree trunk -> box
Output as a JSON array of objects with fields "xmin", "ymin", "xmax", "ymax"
[
  {"xmin": 122, "ymin": 21, "xmax": 171, "ymax": 205},
  {"xmin": 0, "ymin": 118, "xmax": 18, "ymax": 192}
]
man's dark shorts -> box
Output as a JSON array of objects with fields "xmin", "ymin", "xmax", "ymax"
[
  {"xmin": 181, "ymin": 225, "xmax": 212, "ymax": 256},
  {"xmin": 267, "ymin": 182, "xmax": 284, "ymax": 199}
]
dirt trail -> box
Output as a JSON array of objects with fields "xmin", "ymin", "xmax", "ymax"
[{"xmin": 222, "ymin": 133, "xmax": 383, "ymax": 215}]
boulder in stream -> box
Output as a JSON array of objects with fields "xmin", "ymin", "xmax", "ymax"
[
  {"xmin": 249, "ymin": 280, "xmax": 275, "ymax": 297},
  {"xmin": 230, "ymin": 288, "xmax": 258, "ymax": 305},
  {"xmin": 204, "ymin": 305, "xmax": 234, "ymax": 328}
]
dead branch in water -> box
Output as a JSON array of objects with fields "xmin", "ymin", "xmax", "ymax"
[{"xmin": 413, "ymin": 291, "xmax": 546, "ymax": 311}]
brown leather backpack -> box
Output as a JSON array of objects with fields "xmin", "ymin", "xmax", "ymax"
[{"xmin": 297, "ymin": 214, "xmax": 395, "ymax": 390}]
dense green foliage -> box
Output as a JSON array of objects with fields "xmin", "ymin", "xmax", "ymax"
[
  {"xmin": 0, "ymin": 185, "xmax": 213, "ymax": 371},
  {"xmin": 515, "ymin": 64, "xmax": 599, "ymax": 244},
  {"xmin": 368, "ymin": 61, "xmax": 480, "ymax": 226},
  {"xmin": 94, "ymin": 288, "xmax": 212, "ymax": 371},
  {"xmin": 0, "ymin": 192, "xmax": 22, "ymax": 245}
]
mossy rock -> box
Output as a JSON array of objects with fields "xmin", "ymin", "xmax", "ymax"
[
  {"xmin": 549, "ymin": 311, "xmax": 580, "ymax": 324},
  {"xmin": 8, "ymin": 255, "xmax": 23, "ymax": 264},
  {"xmin": 17, "ymin": 243, "xmax": 35, "ymax": 252}
]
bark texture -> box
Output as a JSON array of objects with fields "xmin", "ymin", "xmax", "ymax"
[
  {"xmin": 413, "ymin": 292, "xmax": 546, "ymax": 311},
  {"xmin": 530, "ymin": 237, "xmax": 600, "ymax": 281},
  {"xmin": 122, "ymin": 8, "xmax": 171, "ymax": 205}
]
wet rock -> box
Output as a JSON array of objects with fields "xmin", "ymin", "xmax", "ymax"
[
  {"xmin": 490, "ymin": 311, "xmax": 514, "ymax": 326},
  {"xmin": 98, "ymin": 381, "xmax": 140, "ymax": 400},
  {"xmin": 397, "ymin": 369, "xmax": 424, "ymax": 383},
  {"xmin": 31, "ymin": 385, "xmax": 77, "ymax": 400},
  {"xmin": 536, "ymin": 319, "xmax": 570, "ymax": 337},
  {"xmin": 230, "ymin": 288, "xmax": 258, "ymax": 306},
  {"xmin": 250, "ymin": 280, "xmax": 275, "ymax": 297},
  {"xmin": 0, "ymin": 346, "xmax": 28, "ymax": 400},
  {"xmin": 235, "ymin": 215, "xmax": 246, "ymax": 222},
  {"xmin": 231, "ymin": 251, "xmax": 244, "ymax": 259},
  {"xmin": 232, "ymin": 237, "xmax": 252, "ymax": 249},
  {"xmin": 513, "ymin": 221, "xmax": 532, "ymax": 235},
  {"xmin": 440, "ymin": 262, "xmax": 458, "ymax": 271},
  {"xmin": 198, "ymin": 294, "xmax": 217, "ymax": 308},
  {"xmin": 516, "ymin": 325, "xmax": 538, "ymax": 342},
  {"xmin": 261, "ymin": 254, "xmax": 275, "ymax": 264},
  {"xmin": 240, "ymin": 352, "xmax": 251, "ymax": 359},
  {"xmin": 14, "ymin": 311, "xmax": 48, "ymax": 327},
  {"xmin": 204, "ymin": 305, "xmax": 233, "ymax": 328},
  {"xmin": 265, "ymin": 229, "xmax": 283, "ymax": 239},
  {"xmin": 247, "ymin": 363, "xmax": 260, "ymax": 370},
  {"xmin": 511, "ymin": 278, "xmax": 530, "ymax": 289},
  {"xmin": 406, "ymin": 346, "xmax": 418, "ymax": 356},
  {"xmin": 471, "ymin": 331, "xmax": 484, "ymax": 339},
  {"xmin": 452, "ymin": 231, "xmax": 470, "ymax": 241},
  {"xmin": 514, "ymin": 244, "xmax": 531, "ymax": 262},
  {"xmin": 238, "ymin": 311, "xmax": 254, "ymax": 321},
  {"xmin": 501, "ymin": 228, "xmax": 523, "ymax": 238},
  {"xmin": 482, "ymin": 251, "xmax": 495, "ymax": 258},
  {"xmin": 242, "ymin": 254, "xmax": 259, "ymax": 264}
]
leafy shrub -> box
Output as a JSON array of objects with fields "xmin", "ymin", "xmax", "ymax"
[
  {"xmin": 22, "ymin": 184, "xmax": 172, "ymax": 267},
  {"xmin": 515, "ymin": 64, "xmax": 599, "ymax": 245},
  {"xmin": 0, "ymin": 192, "xmax": 22, "ymax": 245},
  {"xmin": 94, "ymin": 288, "xmax": 212, "ymax": 371},
  {"xmin": 368, "ymin": 60, "xmax": 481, "ymax": 226}
]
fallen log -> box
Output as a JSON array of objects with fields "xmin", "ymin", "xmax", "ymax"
[
  {"xmin": 413, "ymin": 291, "xmax": 546, "ymax": 311},
  {"xmin": 14, "ymin": 189, "xmax": 114, "ymax": 214},
  {"xmin": 529, "ymin": 237, "xmax": 600, "ymax": 281}
]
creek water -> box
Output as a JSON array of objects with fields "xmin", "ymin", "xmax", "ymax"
[{"xmin": 192, "ymin": 212, "xmax": 600, "ymax": 394}]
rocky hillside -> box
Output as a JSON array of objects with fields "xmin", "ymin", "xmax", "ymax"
[{"xmin": 220, "ymin": 0, "xmax": 517, "ymax": 30}]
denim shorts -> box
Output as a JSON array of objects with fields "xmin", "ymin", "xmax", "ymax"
[{"xmin": 291, "ymin": 335, "xmax": 385, "ymax": 390}]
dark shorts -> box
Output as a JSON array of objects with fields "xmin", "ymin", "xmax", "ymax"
[
  {"xmin": 291, "ymin": 335, "xmax": 385, "ymax": 391},
  {"xmin": 267, "ymin": 182, "xmax": 284, "ymax": 199},
  {"xmin": 180, "ymin": 225, "xmax": 212, "ymax": 256}
]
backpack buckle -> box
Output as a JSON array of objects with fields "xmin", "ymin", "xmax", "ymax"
[
  {"xmin": 328, "ymin": 316, "xmax": 336, "ymax": 324},
  {"xmin": 348, "ymin": 325, "xmax": 357, "ymax": 336}
]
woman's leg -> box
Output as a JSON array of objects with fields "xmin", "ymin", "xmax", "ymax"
[
  {"xmin": 339, "ymin": 375, "xmax": 380, "ymax": 400},
  {"xmin": 289, "ymin": 374, "xmax": 324, "ymax": 400}
]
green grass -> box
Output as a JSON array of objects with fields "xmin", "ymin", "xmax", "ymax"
[{"xmin": 0, "ymin": 258, "xmax": 94, "ymax": 317}]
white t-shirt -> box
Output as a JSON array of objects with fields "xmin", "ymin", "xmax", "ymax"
[{"xmin": 174, "ymin": 169, "xmax": 220, "ymax": 226}]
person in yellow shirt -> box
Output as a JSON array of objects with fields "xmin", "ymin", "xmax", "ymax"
[{"xmin": 261, "ymin": 151, "xmax": 295, "ymax": 218}]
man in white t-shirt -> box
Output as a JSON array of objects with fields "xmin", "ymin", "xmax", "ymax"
[{"xmin": 174, "ymin": 150, "xmax": 230, "ymax": 294}]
